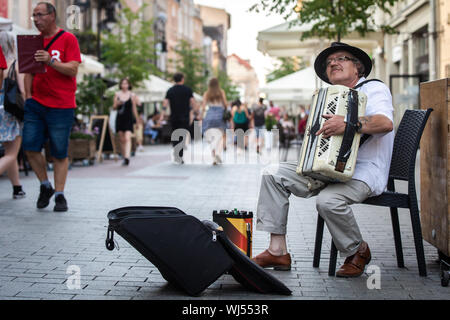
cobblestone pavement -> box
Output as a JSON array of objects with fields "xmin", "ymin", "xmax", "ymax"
[{"xmin": 0, "ymin": 143, "xmax": 449, "ymax": 300}]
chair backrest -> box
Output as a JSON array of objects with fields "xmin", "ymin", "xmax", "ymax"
[{"xmin": 389, "ymin": 108, "xmax": 433, "ymax": 181}]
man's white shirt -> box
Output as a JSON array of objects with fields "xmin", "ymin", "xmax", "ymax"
[{"xmin": 352, "ymin": 77, "xmax": 395, "ymax": 196}]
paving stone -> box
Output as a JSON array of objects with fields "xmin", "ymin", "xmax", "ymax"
[{"xmin": 0, "ymin": 145, "xmax": 449, "ymax": 300}]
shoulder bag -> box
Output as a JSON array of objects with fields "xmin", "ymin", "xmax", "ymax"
[{"xmin": 3, "ymin": 60, "xmax": 24, "ymax": 121}]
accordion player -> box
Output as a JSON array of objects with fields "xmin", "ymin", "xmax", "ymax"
[{"xmin": 296, "ymin": 85, "xmax": 367, "ymax": 182}]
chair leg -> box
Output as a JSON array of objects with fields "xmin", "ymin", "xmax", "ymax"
[
  {"xmin": 390, "ymin": 207, "xmax": 405, "ymax": 268},
  {"xmin": 409, "ymin": 205, "xmax": 427, "ymax": 277},
  {"xmin": 328, "ymin": 240, "xmax": 338, "ymax": 276},
  {"xmin": 313, "ymin": 215, "xmax": 325, "ymax": 268},
  {"xmin": 282, "ymin": 141, "xmax": 289, "ymax": 162}
]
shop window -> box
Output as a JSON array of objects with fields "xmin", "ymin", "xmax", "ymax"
[{"xmin": 413, "ymin": 26, "xmax": 429, "ymax": 82}]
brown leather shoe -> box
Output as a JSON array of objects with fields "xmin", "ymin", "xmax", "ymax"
[
  {"xmin": 336, "ymin": 241, "xmax": 371, "ymax": 278},
  {"xmin": 252, "ymin": 249, "xmax": 291, "ymax": 271}
]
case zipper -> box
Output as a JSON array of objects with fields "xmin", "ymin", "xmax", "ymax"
[{"xmin": 212, "ymin": 231, "xmax": 217, "ymax": 242}]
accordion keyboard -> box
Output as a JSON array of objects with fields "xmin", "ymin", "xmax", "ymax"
[
  {"xmin": 317, "ymin": 96, "xmax": 338, "ymax": 158},
  {"xmin": 296, "ymin": 85, "xmax": 367, "ymax": 182}
]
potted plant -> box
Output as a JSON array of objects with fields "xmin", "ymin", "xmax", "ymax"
[
  {"xmin": 68, "ymin": 127, "xmax": 99, "ymax": 164},
  {"xmin": 265, "ymin": 114, "xmax": 278, "ymax": 131}
]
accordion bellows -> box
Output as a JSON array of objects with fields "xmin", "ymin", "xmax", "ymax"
[{"xmin": 297, "ymin": 85, "xmax": 367, "ymax": 182}]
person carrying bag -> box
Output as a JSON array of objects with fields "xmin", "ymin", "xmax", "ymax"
[
  {"xmin": 3, "ymin": 60, "xmax": 24, "ymax": 121},
  {"xmin": 0, "ymin": 32, "xmax": 26, "ymax": 200}
]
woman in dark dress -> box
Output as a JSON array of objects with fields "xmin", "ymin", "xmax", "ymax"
[{"xmin": 113, "ymin": 78, "xmax": 140, "ymax": 166}]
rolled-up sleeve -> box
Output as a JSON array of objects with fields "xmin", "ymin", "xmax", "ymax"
[{"xmin": 361, "ymin": 81, "xmax": 394, "ymax": 123}]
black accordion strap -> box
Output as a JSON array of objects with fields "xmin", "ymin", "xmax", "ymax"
[
  {"xmin": 335, "ymin": 89, "xmax": 359, "ymax": 172},
  {"xmin": 359, "ymin": 133, "xmax": 371, "ymax": 147},
  {"xmin": 353, "ymin": 79, "xmax": 383, "ymax": 89},
  {"xmin": 335, "ymin": 79, "xmax": 384, "ymax": 172}
]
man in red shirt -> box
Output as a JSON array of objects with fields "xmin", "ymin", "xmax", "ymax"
[{"xmin": 23, "ymin": 2, "xmax": 81, "ymax": 212}]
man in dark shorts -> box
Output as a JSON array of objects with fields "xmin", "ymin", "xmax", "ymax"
[
  {"xmin": 163, "ymin": 72, "xmax": 196, "ymax": 164},
  {"xmin": 23, "ymin": 2, "xmax": 81, "ymax": 212}
]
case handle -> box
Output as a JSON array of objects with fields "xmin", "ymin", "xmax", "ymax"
[{"xmin": 105, "ymin": 227, "xmax": 117, "ymax": 251}]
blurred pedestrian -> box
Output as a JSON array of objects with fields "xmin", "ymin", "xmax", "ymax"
[
  {"xmin": 22, "ymin": 2, "xmax": 81, "ymax": 212},
  {"xmin": 231, "ymin": 100, "xmax": 250, "ymax": 131},
  {"xmin": 201, "ymin": 78, "xmax": 228, "ymax": 165},
  {"xmin": 231, "ymin": 100, "xmax": 250, "ymax": 149},
  {"xmin": 297, "ymin": 105, "xmax": 308, "ymax": 141},
  {"xmin": 253, "ymin": 97, "xmax": 267, "ymax": 153},
  {"xmin": 0, "ymin": 32, "xmax": 26, "ymax": 199},
  {"xmin": 113, "ymin": 78, "xmax": 140, "ymax": 165},
  {"xmin": 279, "ymin": 113, "xmax": 295, "ymax": 136},
  {"xmin": 299, "ymin": 105, "xmax": 306, "ymax": 119},
  {"xmin": 298, "ymin": 113, "xmax": 308, "ymax": 140},
  {"xmin": 144, "ymin": 112, "xmax": 162, "ymax": 144},
  {"xmin": 279, "ymin": 113, "xmax": 295, "ymax": 147},
  {"xmin": 266, "ymin": 100, "xmax": 280, "ymax": 121},
  {"xmin": 189, "ymin": 105, "xmax": 201, "ymax": 138},
  {"xmin": 135, "ymin": 102, "xmax": 145, "ymax": 153},
  {"xmin": 163, "ymin": 72, "xmax": 196, "ymax": 164}
]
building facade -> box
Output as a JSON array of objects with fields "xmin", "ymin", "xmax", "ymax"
[
  {"xmin": 380, "ymin": 0, "xmax": 444, "ymax": 127},
  {"xmin": 227, "ymin": 53, "xmax": 259, "ymax": 106},
  {"xmin": 197, "ymin": 5, "xmax": 230, "ymax": 73},
  {"xmin": 437, "ymin": 0, "xmax": 450, "ymax": 78},
  {"xmin": 165, "ymin": 0, "xmax": 203, "ymax": 74},
  {"xmin": 1, "ymin": 0, "xmax": 36, "ymax": 29},
  {"xmin": 382, "ymin": 0, "xmax": 436, "ymax": 82}
]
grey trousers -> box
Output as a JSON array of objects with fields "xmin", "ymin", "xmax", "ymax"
[{"xmin": 256, "ymin": 162, "xmax": 372, "ymax": 257}]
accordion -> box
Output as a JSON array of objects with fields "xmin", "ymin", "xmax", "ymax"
[{"xmin": 296, "ymin": 85, "xmax": 367, "ymax": 182}]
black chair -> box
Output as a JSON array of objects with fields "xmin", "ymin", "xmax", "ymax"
[{"xmin": 312, "ymin": 108, "xmax": 433, "ymax": 277}]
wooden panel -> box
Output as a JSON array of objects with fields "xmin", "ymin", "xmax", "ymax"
[
  {"xmin": 420, "ymin": 78, "xmax": 449, "ymax": 256},
  {"xmin": 448, "ymin": 87, "xmax": 450, "ymax": 255}
]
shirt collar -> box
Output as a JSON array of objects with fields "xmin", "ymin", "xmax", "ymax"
[{"xmin": 355, "ymin": 77, "xmax": 366, "ymax": 88}]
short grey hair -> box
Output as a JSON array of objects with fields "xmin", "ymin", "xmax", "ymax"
[
  {"xmin": 36, "ymin": 2, "xmax": 57, "ymax": 18},
  {"xmin": 341, "ymin": 51, "xmax": 365, "ymax": 77},
  {"xmin": 353, "ymin": 58, "xmax": 365, "ymax": 77}
]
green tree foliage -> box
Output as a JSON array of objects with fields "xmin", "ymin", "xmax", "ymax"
[
  {"xmin": 101, "ymin": 3, "xmax": 159, "ymax": 88},
  {"xmin": 73, "ymin": 30, "xmax": 98, "ymax": 56},
  {"xmin": 250, "ymin": 0, "xmax": 400, "ymax": 41},
  {"xmin": 170, "ymin": 39, "xmax": 209, "ymax": 94},
  {"xmin": 214, "ymin": 68, "xmax": 240, "ymax": 102},
  {"xmin": 76, "ymin": 74, "xmax": 113, "ymax": 116},
  {"xmin": 266, "ymin": 56, "xmax": 306, "ymax": 82}
]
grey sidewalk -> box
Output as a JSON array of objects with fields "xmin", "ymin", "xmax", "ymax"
[{"xmin": 0, "ymin": 143, "xmax": 448, "ymax": 300}]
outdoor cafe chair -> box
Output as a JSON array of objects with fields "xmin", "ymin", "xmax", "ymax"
[{"xmin": 312, "ymin": 108, "xmax": 433, "ymax": 277}]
